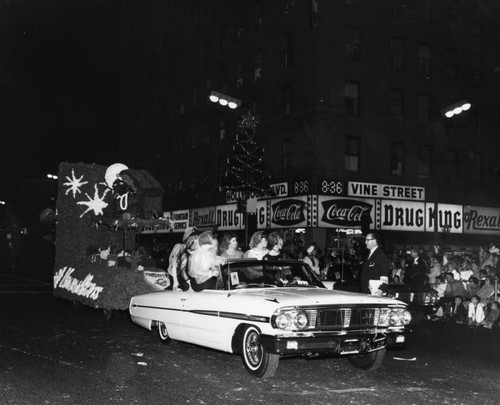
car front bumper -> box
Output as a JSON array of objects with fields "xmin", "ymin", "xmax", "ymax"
[{"xmin": 260, "ymin": 331, "xmax": 392, "ymax": 356}]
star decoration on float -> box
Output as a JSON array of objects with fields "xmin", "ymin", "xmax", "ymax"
[
  {"xmin": 63, "ymin": 169, "xmax": 88, "ymax": 199},
  {"xmin": 77, "ymin": 185, "xmax": 111, "ymax": 218}
]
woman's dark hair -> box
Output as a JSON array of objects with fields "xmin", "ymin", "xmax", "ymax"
[
  {"xmin": 267, "ymin": 231, "xmax": 282, "ymax": 248},
  {"xmin": 220, "ymin": 232, "xmax": 238, "ymax": 252}
]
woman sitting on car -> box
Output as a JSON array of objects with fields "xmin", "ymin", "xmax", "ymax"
[{"xmin": 188, "ymin": 231, "xmax": 227, "ymax": 291}]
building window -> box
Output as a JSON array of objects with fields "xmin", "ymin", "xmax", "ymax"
[
  {"xmin": 345, "ymin": 82, "xmax": 359, "ymax": 115},
  {"xmin": 418, "ymin": 45, "xmax": 431, "ymax": 76},
  {"xmin": 217, "ymin": 156, "xmax": 226, "ymax": 189},
  {"xmin": 282, "ymin": 138, "xmax": 292, "ymax": 170},
  {"xmin": 418, "ymin": 95, "xmax": 430, "ymax": 123},
  {"xmin": 345, "ymin": 136, "xmax": 360, "ymax": 172},
  {"xmin": 470, "ymin": 152, "xmax": 483, "ymax": 181},
  {"xmin": 236, "ymin": 60, "xmax": 243, "ymax": 88},
  {"xmin": 390, "ymin": 142, "xmax": 404, "ymax": 176},
  {"xmin": 443, "ymin": 149, "xmax": 457, "ymax": 179},
  {"xmin": 284, "ymin": 33, "xmax": 294, "ymax": 68},
  {"xmin": 389, "ymin": 89, "xmax": 403, "ymax": 121},
  {"xmin": 445, "ymin": 49, "xmax": 457, "ymax": 81},
  {"xmin": 254, "ymin": 50, "xmax": 263, "ymax": 81},
  {"xmin": 418, "ymin": 145, "xmax": 431, "ymax": 178},
  {"xmin": 254, "ymin": 16, "xmax": 264, "ymax": 30},
  {"xmin": 283, "ymin": 86, "xmax": 293, "ymax": 116},
  {"xmin": 219, "ymin": 120, "xmax": 226, "ymax": 140},
  {"xmin": 284, "ymin": 0, "xmax": 295, "ymax": 14},
  {"xmin": 237, "ymin": 28, "xmax": 244, "ymax": 41},
  {"xmin": 390, "ymin": 37, "xmax": 404, "ymax": 70},
  {"xmin": 345, "ymin": 27, "xmax": 360, "ymax": 62}
]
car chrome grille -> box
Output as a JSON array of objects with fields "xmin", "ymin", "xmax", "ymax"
[{"xmin": 316, "ymin": 308, "xmax": 380, "ymax": 329}]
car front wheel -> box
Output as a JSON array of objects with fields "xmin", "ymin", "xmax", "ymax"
[
  {"xmin": 158, "ymin": 322, "xmax": 171, "ymax": 344},
  {"xmin": 241, "ymin": 325, "xmax": 279, "ymax": 378},
  {"xmin": 347, "ymin": 348, "xmax": 386, "ymax": 371}
]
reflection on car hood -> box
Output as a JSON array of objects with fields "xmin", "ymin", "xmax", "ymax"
[{"xmin": 231, "ymin": 287, "xmax": 406, "ymax": 306}]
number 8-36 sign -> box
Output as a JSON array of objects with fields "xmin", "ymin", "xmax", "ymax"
[{"xmin": 318, "ymin": 180, "xmax": 346, "ymax": 196}]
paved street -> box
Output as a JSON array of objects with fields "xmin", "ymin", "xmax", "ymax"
[{"xmin": 1, "ymin": 278, "xmax": 500, "ymax": 405}]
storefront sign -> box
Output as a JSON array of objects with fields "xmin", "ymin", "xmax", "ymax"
[
  {"xmin": 257, "ymin": 196, "xmax": 310, "ymax": 229},
  {"xmin": 269, "ymin": 182, "xmax": 288, "ymax": 197},
  {"xmin": 318, "ymin": 196, "xmax": 373, "ymax": 228},
  {"xmin": 425, "ymin": 203, "xmax": 462, "ymax": 233},
  {"xmin": 463, "ymin": 206, "xmax": 500, "ymax": 234},
  {"xmin": 380, "ymin": 200, "xmax": 426, "ymax": 231},
  {"xmin": 348, "ymin": 182, "xmax": 425, "ymax": 201},
  {"xmin": 215, "ymin": 204, "xmax": 243, "ymax": 230},
  {"xmin": 317, "ymin": 180, "xmax": 347, "ymax": 196},
  {"xmin": 162, "ymin": 210, "xmax": 189, "ymax": 233},
  {"xmin": 190, "ymin": 206, "xmax": 216, "ymax": 229},
  {"xmin": 225, "ymin": 190, "xmax": 260, "ymax": 204}
]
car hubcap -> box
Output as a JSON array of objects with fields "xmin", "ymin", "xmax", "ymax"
[{"xmin": 246, "ymin": 331, "xmax": 262, "ymax": 366}]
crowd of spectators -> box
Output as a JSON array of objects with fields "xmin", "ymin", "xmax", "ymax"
[{"xmin": 386, "ymin": 243, "xmax": 500, "ymax": 329}]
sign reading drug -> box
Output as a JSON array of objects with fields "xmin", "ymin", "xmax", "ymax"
[
  {"xmin": 215, "ymin": 204, "xmax": 243, "ymax": 231},
  {"xmin": 380, "ymin": 201, "xmax": 462, "ymax": 233}
]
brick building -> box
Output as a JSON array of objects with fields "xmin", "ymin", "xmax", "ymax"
[{"xmin": 121, "ymin": 1, "xmax": 500, "ymax": 252}]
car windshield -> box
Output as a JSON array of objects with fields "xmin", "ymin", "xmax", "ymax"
[{"xmin": 220, "ymin": 260, "xmax": 324, "ymax": 290}]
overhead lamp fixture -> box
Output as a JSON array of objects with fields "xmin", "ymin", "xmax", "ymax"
[
  {"xmin": 208, "ymin": 91, "xmax": 242, "ymax": 109},
  {"xmin": 441, "ymin": 99, "xmax": 472, "ymax": 118}
]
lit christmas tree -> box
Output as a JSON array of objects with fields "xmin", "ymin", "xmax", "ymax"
[{"xmin": 220, "ymin": 112, "xmax": 272, "ymax": 207}]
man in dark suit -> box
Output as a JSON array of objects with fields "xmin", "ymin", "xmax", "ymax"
[
  {"xmin": 360, "ymin": 233, "xmax": 390, "ymax": 295},
  {"xmin": 406, "ymin": 248, "xmax": 428, "ymax": 288}
]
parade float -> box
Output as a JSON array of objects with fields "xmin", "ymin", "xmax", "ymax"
[{"xmin": 53, "ymin": 162, "xmax": 171, "ymax": 312}]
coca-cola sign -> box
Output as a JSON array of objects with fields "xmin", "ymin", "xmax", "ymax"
[
  {"xmin": 320, "ymin": 198, "xmax": 372, "ymax": 227},
  {"xmin": 271, "ymin": 199, "xmax": 306, "ymax": 226}
]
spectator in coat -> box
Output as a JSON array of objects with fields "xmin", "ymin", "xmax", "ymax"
[
  {"xmin": 405, "ymin": 248, "xmax": 427, "ymax": 288},
  {"xmin": 479, "ymin": 301, "xmax": 500, "ymax": 329},
  {"xmin": 467, "ymin": 295, "xmax": 485, "ymax": 326}
]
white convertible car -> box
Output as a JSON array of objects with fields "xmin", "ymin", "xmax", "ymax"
[{"xmin": 129, "ymin": 259, "xmax": 411, "ymax": 378}]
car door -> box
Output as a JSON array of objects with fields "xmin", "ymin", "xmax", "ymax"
[{"xmin": 180, "ymin": 289, "xmax": 233, "ymax": 352}]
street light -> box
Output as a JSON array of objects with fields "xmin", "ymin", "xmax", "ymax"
[
  {"xmin": 47, "ymin": 174, "xmax": 58, "ymax": 180},
  {"xmin": 208, "ymin": 91, "xmax": 242, "ymax": 110},
  {"xmin": 441, "ymin": 99, "xmax": 471, "ymax": 118}
]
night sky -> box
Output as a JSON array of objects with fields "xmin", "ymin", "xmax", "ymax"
[{"xmin": 0, "ymin": 0, "xmax": 128, "ymax": 189}]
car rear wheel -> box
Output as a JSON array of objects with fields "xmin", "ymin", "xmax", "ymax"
[
  {"xmin": 158, "ymin": 322, "xmax": 171, "ymax": 344},
  {"xmin": 347, "ymin": 348, "xmax": 386, "ymax": 371},
  {"xmin": 241, "ymin": 325, "xmax": 279, "ymax": 378}
]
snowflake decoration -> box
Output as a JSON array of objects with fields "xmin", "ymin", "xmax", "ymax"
[
  {"xmin": 63, "ymin": 169, "xmax": 88, "ymax": 199},
  {"xmin": 77, "ymin": 184, "xmax": 111, "ymax": 218}
]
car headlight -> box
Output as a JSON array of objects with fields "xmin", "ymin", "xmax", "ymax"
[
  {"xmin": 275, "ymin": 313, "xmax": 290, "ymax": 329},
  {"xmin": 272, "ymin": 308, "xmax": 312, "ymax": 331}
]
